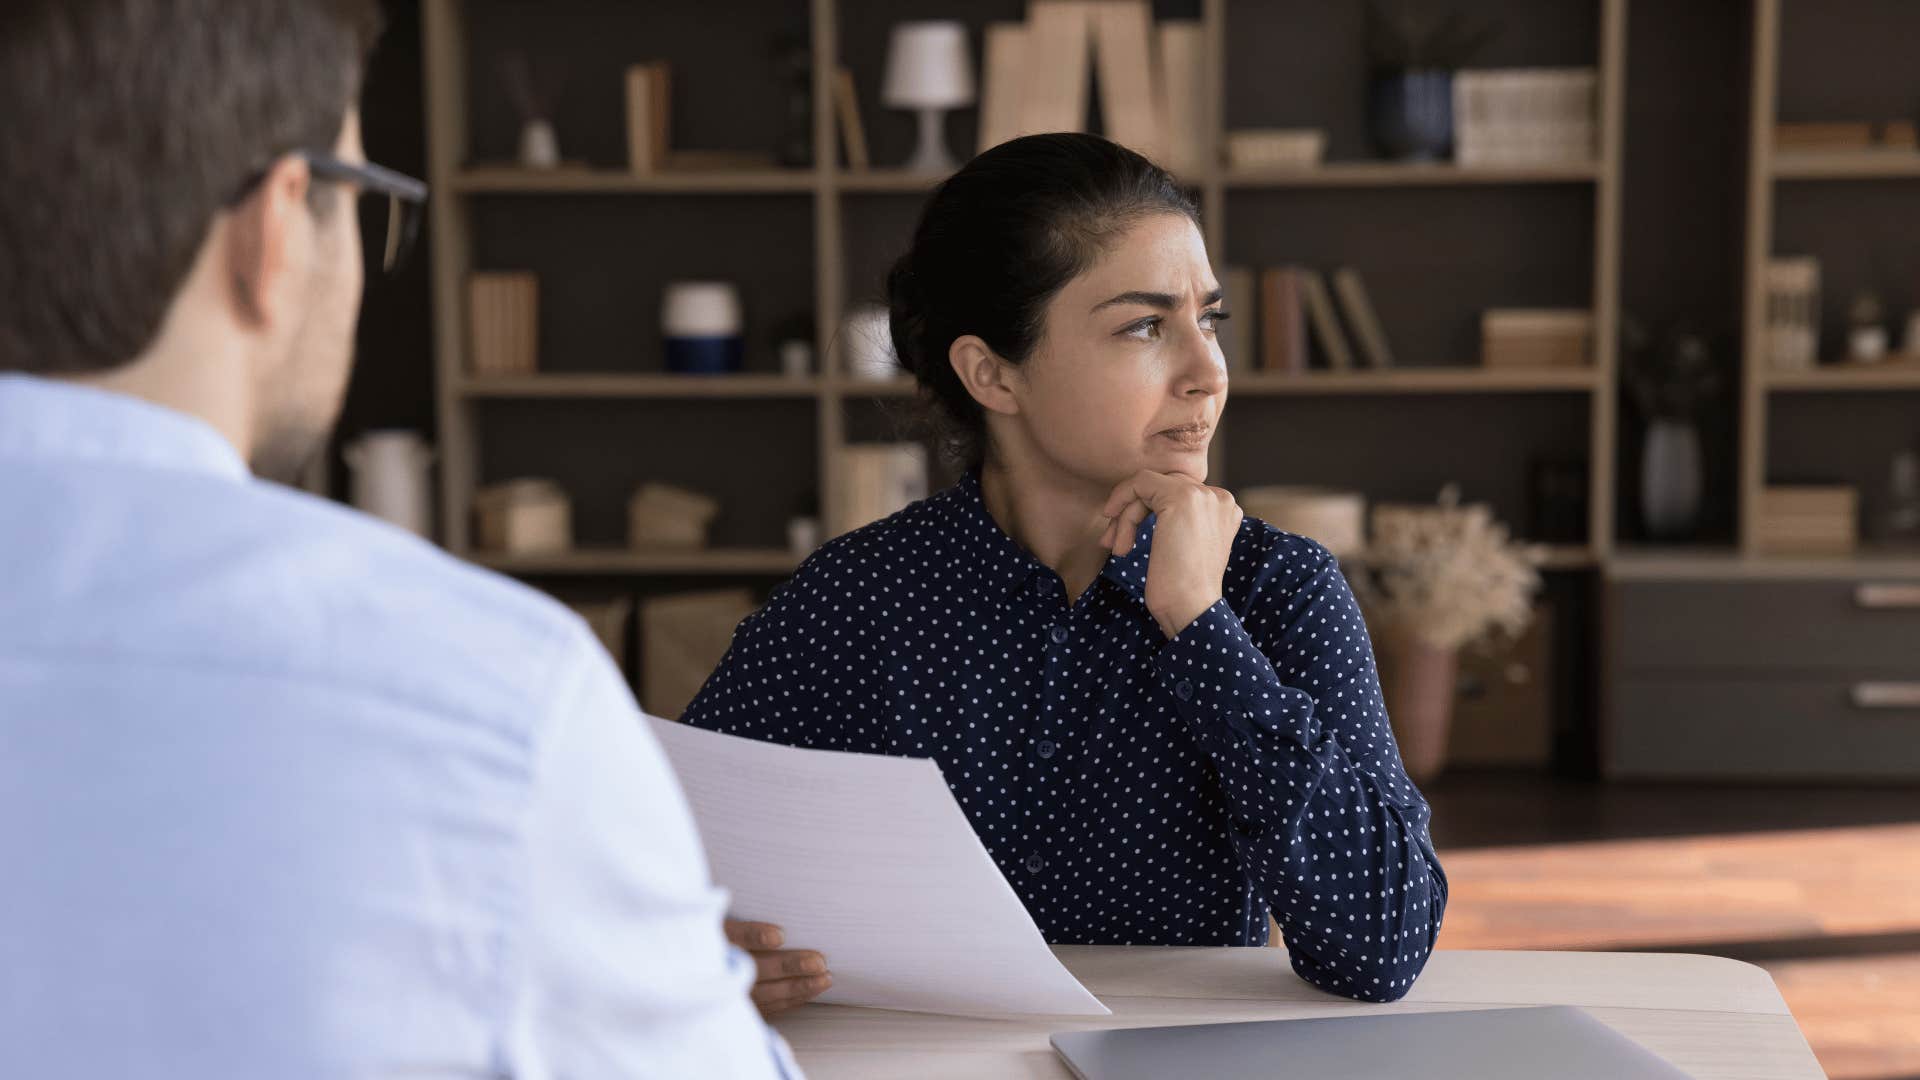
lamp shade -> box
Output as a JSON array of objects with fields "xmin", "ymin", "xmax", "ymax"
[{"xmin": 881, "ymin": 21, "xmax": 975, "ymax": 110}]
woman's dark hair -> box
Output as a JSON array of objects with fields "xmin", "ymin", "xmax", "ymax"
[{"xmin": 885, "ymin": 133, "xmax": 1199, "ymax": 470}]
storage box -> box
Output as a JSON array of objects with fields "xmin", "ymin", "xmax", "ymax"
[
  {"xmin": 1482, "ymin": 309, "xmax": 1593, "ymax": 368},
  {"xmin": 1238, "ymin": 486, "xmax": 1366, "ymax": 558},
  {"xmin": 1756, "ymin": 485, "xmax": 1858, "ymax": 555},
  {"xmin": 629, "ymin": 483, "xmax": 720, "ymax": 549},
  {"xmin": 1225, "ymin": 128, "xmax": 1326, "ymax": 171},
  {"xmin": 467, "ymin": 272, "xmax": 539, "ymax": 376},
  {"xmin": 473, "ymin": 478, "xmax": 571, "ymax": 554},
  {"xmin": 641, "ymin": 589, "xmax": 758, "ymax": 720}
]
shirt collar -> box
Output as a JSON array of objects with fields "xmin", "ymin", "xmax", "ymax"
[
  {"xmin": 941, "ymin": 469, "xmax": 1156, "ymax": 606},
  {"xmin": 0, "ymin": 373, "xmax": 250, "ymax": 482}
]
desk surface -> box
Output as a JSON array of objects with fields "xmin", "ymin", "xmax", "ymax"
[{"xmin": 773, "ymin": 946, "xmax": 1826, "ymax": 1079}]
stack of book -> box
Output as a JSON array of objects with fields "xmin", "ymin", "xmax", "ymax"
[
  {"xmin": 1481, "ymin": 309, "xmax": 1593, "ymax": 369},
  {"xmin": 626, "ymin": 62, "xmax": 775, "ymax": 173},
  {"xmin": 1774, "ymin": 120, "xmax": 1918, "ymax": 154},
  {"xmin": 467, "ymin": 272, "xmax": 538, "ymax": 376},
  {"xmin": 1454, "ymin": 68, "xmax": 1597, "ymax": 167},
  {"xmin": 1221, "ymin": 266, "xmax": 1394, "ymax": 374},
  {"xmin": 976, "ymin": 2, "xmax": 1206, "ymax": 177},
  {"xmin": 834, "ymin": 443, "xmax": 929, "ymax": 536},
  {"xmin": 1765, "ymin": 256, "xmax": 1821, "ymax": 371},
  {"xmin": 1756, "ymin": 485, "xmax": 1859, "ymax": 555}
]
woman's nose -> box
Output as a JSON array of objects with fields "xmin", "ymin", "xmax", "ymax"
[{"xmin": 1179, "ymin": 328, "xmax": 1228, "ymax": 396}]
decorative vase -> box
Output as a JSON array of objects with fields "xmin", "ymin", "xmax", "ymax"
[
  {"xmin": 1368, "ymin": 69, "xmax": 1454, "ymax": 161},
  {"xmin": 1378, "ymin": 625, "xmax": 1460, "ymax": 785},
  {"xmin": 1640, "ymin": 417, "xmax": 1703, "ymax": 540},
  {"xmin": 517, "ymin": 118, "xmax": 560, "ymax": 169}
]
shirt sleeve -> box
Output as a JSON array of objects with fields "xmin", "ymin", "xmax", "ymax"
[
  {"xmin": 1151, "ymin": 541, "xmax": 1449, "ymax": 1003},
  {"xmin": 509, "ymin": 621, "xmax": 803, "ymax": 1079},
  {"xmin": 680, "ymin": 568, "xmax": 876, "ymax": 753}
]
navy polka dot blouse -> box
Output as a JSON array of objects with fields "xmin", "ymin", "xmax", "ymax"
[{"xmin": 682, "ymin": 469, "xmax": 1448, "ymax": 1003}]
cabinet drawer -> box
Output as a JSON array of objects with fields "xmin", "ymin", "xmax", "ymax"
[
  {"xmin": 1611, "ymin": 579, "xmax": 1920, "ymax": 672},
  {"xmin": 1607, "ymin": 678, "xmax": 1920, "ymax": 779}
]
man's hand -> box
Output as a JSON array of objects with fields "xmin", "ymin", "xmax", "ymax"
[
  {"xmin": 724, "ymin": 919, "xmax": 832, "ymax": 1018},
  {"xmin": 1100, "ymin": 469, "xmax": 1243, "ymax": 640}
]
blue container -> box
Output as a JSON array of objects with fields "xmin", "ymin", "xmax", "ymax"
[
  {"xmin": 1369, "ymin": 69, "xmax": 1454, "ymax": 162},
  {"xmin": 665, "ymin": 335, "xmax": 744, "ymax": 375}
]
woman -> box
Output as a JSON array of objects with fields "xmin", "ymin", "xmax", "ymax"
[{"xmin": 684, "ymin": 132, "xmax": 1447, "ymax": 1015}]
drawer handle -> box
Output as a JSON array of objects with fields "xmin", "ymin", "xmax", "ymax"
[
  {"xmin": 1855, "ymin": 584, "xmax": 1920, "ymax": 609},
  {"xmin": 1852, "ymin": 683, "xmax": 1920, "ymax": 709}
]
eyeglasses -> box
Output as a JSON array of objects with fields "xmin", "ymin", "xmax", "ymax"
[{"xmin": 228, "ymin": 151, "xmax": 429, "ymax": 275}]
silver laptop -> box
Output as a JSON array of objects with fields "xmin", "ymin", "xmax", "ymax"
[{"xmin": 1051, "ymin": 1005, "xmax": 1695, "ymax": 1079}]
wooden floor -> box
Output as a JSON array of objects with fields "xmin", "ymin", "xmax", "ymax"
[{"xmin": 1425, "ymin": 771, "xmax": 1920, "ymax": 1079}]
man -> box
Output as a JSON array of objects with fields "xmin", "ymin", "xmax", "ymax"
[{"xmin": 0, "ymin": 2, "xmax": 798, "ymax": 1075}]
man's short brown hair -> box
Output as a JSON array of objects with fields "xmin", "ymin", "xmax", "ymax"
[{"xmin": 0, "ymin": 0, "xmax": 382, "ymax": 375}]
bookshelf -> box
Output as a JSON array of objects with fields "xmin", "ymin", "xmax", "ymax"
[
  {"xmin": 1737, "ymin": 0, "xmax": 1920, "ymax": 560},
  {"xmin": 422, "ymin": 0, "xmax": 1627, "ymax": 581}
]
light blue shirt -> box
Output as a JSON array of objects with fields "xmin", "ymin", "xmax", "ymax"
[{"xmin": 0, "ymin": 374, "xmax": 799, "ymax": 1079}]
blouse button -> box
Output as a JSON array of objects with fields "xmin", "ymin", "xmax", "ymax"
[
  {"xmin": 1049, "ymin": 625, "xmax": 1069, "ymax": 645},
  {"xmin": 1175, "ymin": 679, "xmax": 1195, "ymax": 702},
  {"xmin": 1024, "ymin": 854, "xmax": 1046, "ymax": 873},
  {"xmin": 1036, "ymin": 739, "xmax": 1057, "ymax": 759}
]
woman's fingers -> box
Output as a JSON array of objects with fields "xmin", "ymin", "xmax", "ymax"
[
  {"xmin": 751, "ymin": 947, "xmax": 828, "ymax": 982},
  {"xmin": 1108, "ymin": 498, "xmax": 1153, "ymax": 555},
  {"xmin": 752, "ymin": 972, "xmax": 834, "ymax": 1015},
  {"xmin": 724, "ymin": 918, "xmax": 783, "ymax": 950}
]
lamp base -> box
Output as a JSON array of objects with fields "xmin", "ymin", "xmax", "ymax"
[{"xmin": 901, "ymin": 106, "xmax": 958, "ymax": 174}]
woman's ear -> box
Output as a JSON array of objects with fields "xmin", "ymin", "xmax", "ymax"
[{"xmin": 949, "ymin": 334, "xmax": 1021, "ymax": 417}]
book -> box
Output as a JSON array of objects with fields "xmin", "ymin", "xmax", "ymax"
[
  {"xmin": 1298, "ymin": 270, "xmax": 1355, "ymax": 371},
  {"xmin": 1089, "ymin": 1, "xmax": 1162, "ymax": 162},
  {"xmin": 1156, "ymin": 22, "xmax": 1206, "ymax": 177},
  {"xmin": 624, "ymin": 62, "xmax": 672, "ymax": 173},
  {"xmin": 1259, "ymin": 267, "xmax": 1306, "ymax": 374},
  {"xmin": 835, "ymin": 444, "xmax": 930, "ymax": 536},
  {"xmin": 978, "ymin": 22, "xmax": 1030, "ymax": 153},
  {"xmin": 1020, "ymin": 1, "xmax": 1093, "ymax": 137},
  {"xmin": 834, "ymin": 66, "xmax": 868, "ymax": 171},
  {"xmin": 1331, "ymin": 268, "xmax": 1394, "ymax": 369},
  {"xmin": 1221, "ymin": 266, "xmax": 1255, "ymax": 373},
  {"xmin": 1765, "ymin": 257, "xmax": 1820, "ymax": 371}
]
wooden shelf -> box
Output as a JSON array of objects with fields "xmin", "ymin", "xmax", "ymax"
[
  {"xmin": 1608, "ymin": 546, "xmax": 1920, "ymax": 581},
  {"xmin": 459, "ymin": 374, "xmax": 821, "ymax": 399},
  {"xmin": 1771, "ymin": 150, "xmax": 1920, "ymax": 181},
  {"xmin": 1225, "ymin": 161, "xmax": 1599, "ymax": 189},
  {"xmin": 469, "ymin": 547, "xmax": 802, "ymax": 575},
  {"xmin": 1762, "ymin": 361, "xmax": 1920, "ymax": 392},
  {"xmin": 838, "ymin": 169, "xmax": 948, "ymax": 193},
  {"xmin": 832, "ymin": 376, "xmax": 916, "ymax": 396},
  {"xmin": 1228, "ymin": 367, "xmax": 1601, "ymax": 395},
  {"xmin": 451, "ymin": 166, "xmax": 817, "ymax": 194},
  {"xmin": 1537, "ymin": 545, "xmax": 1602, "ymax": 570}
]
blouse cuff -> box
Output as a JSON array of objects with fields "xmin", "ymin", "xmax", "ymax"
[{"xmin": 1153, "ymin": 598, "xmax": 1313, "ymax": 737}]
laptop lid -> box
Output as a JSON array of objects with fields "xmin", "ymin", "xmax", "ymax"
[{"xmin": 1050, "ymin": 1005, "xmax": 1695, "ymax": 1080}]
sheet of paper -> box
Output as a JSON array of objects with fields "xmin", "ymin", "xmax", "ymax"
[{"xmin": 649, "ymin": 718, "xmax": 1110, "ymax": 1017}]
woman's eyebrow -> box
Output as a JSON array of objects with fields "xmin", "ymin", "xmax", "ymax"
[{"xmin": 1091, "ymin": 287, "xmax": 1226, "ymax": 313}]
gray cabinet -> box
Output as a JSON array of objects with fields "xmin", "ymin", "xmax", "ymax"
[{"xmin": 1604, "ymin": 576, "xmax": 1920, "ymax": 779}]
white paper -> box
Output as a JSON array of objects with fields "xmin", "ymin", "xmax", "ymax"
[{"xmin": 649, "ymin": 718, "xmax": 1111, "ymax": 1017}]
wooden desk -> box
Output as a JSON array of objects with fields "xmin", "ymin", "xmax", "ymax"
[{"xmin": 773, "ymin": 946, "xmax": 1826, "ymax": 1079}]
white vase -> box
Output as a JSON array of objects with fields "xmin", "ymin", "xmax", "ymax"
[
  {"xmin": 517, "ymin": 118, "xmax": 560, "ymax": 169},
  {"xmin": 345, "ymin": 430, "xmax": 435, "ymax": 538},
  {"xmin": 1641, "ymin": 418, "xmax": 1702, "ymax": 540}
]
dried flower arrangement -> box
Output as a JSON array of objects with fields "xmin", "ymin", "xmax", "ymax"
[{"xmin": 1351, "ymin": 485, "xmax": 1545, "ymax": 652}]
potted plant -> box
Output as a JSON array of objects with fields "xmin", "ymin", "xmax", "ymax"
[
  {"xmin": 1623, "ymin": 315, "xmax": 1724, "ymax": 540},
  {"xmin": 1364, "ymin": 1, "xmax": 1497, "ymax": 161},
  {"xmin": 1351, "ymin": 486, "xmax": 1543, "ymax": 783}
]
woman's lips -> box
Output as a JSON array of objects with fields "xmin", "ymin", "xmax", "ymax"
[{"xmin": 1156, "ymin": 425, "xmax": 1211, "ymax": 450}]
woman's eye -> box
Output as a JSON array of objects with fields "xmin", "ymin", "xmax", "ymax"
[
  {"xmin": 1201, "ymin": 308, "xmax": 1229, "ymax": 332},
  {"xmin": 1122, "ymin": 317, "xmax": 1161, "ymax": 340}
]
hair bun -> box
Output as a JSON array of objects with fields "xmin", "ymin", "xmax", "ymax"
[{"xmin": 885, "ymin": 255, "xmax": 928, "ymax": 378}]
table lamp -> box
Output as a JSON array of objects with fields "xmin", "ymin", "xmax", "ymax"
[{"xmin": 882, "ymin": 21, "xmax": 975, "ymax": 173}]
